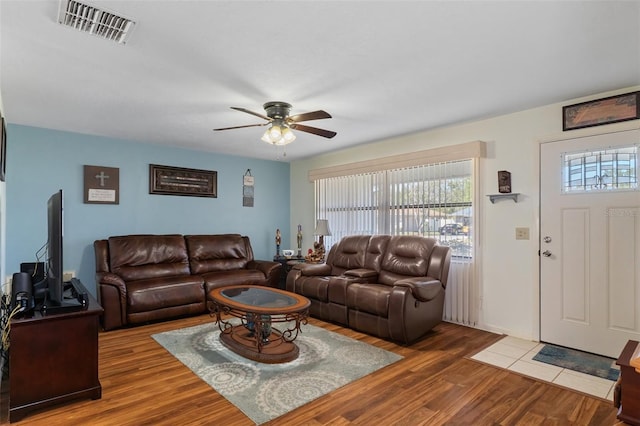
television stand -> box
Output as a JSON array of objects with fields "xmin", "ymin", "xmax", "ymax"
[
  {"xmin": 40, "ymin": 278, "xmax": 89, "ymax": 315},
  {"xmin": 9, "ymin": 279, "xmax": 103, "ymax": 422}
]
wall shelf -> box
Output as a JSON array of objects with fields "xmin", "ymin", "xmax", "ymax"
[{"xmin": 487, "ymin": 193, "xmax": 519, "ymax": 204}]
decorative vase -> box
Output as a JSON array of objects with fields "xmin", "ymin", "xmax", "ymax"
[
  {"xmin": 261, "ymin": 315, "xmax": 272, "ymax": 343},
  {"xmin": 245, "ymin": 312, "xmax": 256, "ymax": 337}
]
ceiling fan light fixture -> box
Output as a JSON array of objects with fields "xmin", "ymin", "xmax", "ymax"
[
  {"xmin": 282, "ymin": 127, "xmax": 296, "ymax": 143},
  {"xmin": 261, "ymin": 124, "xmax": 296, "ymax": 146},
  {"xmin": 269, "ymin": 124, "xmax": 282, "ymax": 140},
  {"xmin": 215, "ymin": 101, "xmax": 335, "ymax": 146}
]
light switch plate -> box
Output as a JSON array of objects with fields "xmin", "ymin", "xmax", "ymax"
[{"xmin": 515, "ymin": 227, "xmax": 530, "ymax": 240}]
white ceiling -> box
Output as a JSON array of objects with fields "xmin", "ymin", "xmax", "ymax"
[{"xmin": 1, "ymin": 1, "xmax": 639, "ymax": 162}]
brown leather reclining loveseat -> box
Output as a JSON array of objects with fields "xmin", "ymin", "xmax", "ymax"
[
  {"xmin": 94, "ymin": 234, "xmax": 281, "ymax": 330},
  {"xmin": 286, "ymin": 235, "xmax": 451, "ymax": 344}
]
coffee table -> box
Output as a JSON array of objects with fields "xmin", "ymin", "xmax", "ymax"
[{"xmin": 208, "ymin": 285, "xmax": 310, "ymax": 363}]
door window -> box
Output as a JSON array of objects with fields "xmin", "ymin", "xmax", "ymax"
[{"xmin": 562, "ymin": 145, "xmax": 637, "ymax": 193}]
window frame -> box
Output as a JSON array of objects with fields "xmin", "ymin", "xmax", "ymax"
[{"xmin": 309, "ymin": 141, "xmax": 485, "ymax": 259}]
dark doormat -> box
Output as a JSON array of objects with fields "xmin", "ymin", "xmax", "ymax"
[{"xmin": 533, "ymin": 344, "xmax": 619, "ymax": 381}]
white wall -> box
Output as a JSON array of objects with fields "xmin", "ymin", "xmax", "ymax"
[{"xmin": 290, "ymin": 85, "xmax": 640, "ymax": 340}]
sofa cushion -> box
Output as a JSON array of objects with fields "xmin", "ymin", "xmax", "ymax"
[
  {"xmin": 108, "ymin": 235, "xmax": 191, "ymax": 281},
  {"xmin": 363, "ymin": 235, "xmax": 391, "ymax": 271},
  {"xmin": 346, "ymin": 283, "xmax": 391, "ymax": 317},
  {"xmin": 378, "ymin": 235, "xmax": 435, "ymax": 285},
  {"xmin": 290, "ymin": 276, "xmax": 330, "ymax": 302},
  {"xmin": 329, "ymin": 235, "xmax": 370, "ymax": 275},
  {"xmin": 202, "ymin": 269, "xmax": 267, "ymax": 292},
  {"xmin": 328, "ymin": 275, "xmax": 373, "ymax": 305},
  {"xmin": 186, "ymin": 234, "xmax": 251, "ymax": 274},
  {"xmin": 343, "ymin": 268, "xmax": 377, "ymax": 278},
  {"xmin": 127, "ymin": 275, "xmax": 204, "ymax": 313}
]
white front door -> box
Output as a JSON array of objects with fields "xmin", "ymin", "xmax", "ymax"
[{"xmin": 540, "ymin": 128, "xmax": 640, "ymax": 358}]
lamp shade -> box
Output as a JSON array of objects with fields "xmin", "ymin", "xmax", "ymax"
[
  {"xmin": 314, "ymin": 219, "xmax": 331, "ymax": 236},
  {"xmin": 261, "ymin": 123, "xmax": 296, "ymax": 146}
]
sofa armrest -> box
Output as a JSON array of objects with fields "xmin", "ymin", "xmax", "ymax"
[
  {"xmin": 344, "ymin": 268, "xmax": 378, "ymax": 279},
  {"xmin": 247, "ymin": 260, "xmax": 282, "ymax": 288},
  {"xmin": 295, "ymin": 263, "xmax": 332, "ymax": 276},
  {"xmin": 96, "ymin": 272, "xmax": 128, "ymax": 330},
  {"xmin": 427, "ymin": 245, "xmax": 452, "ymax": 288},
  {"xmin": 394, "ymin": 277, "xmax": 443, "ymax": 302}
]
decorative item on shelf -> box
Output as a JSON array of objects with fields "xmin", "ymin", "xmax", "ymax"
[
  {"xmin": 275, "ymin": 229, "xmax": 281, "ymax": 257},
  {"xmin": 242, "ymin": 169, "xmax": 254, "ymax": 207},
  {"xmin": 296, "ymin": 224, "xmax": 303, "ymax": 257},
  {"xmin": 244, "ymin": 313, "xmax": 272, "ymax": 343},
  {"xmin": 498, "ymin": 170, "xmax": 512, "ymax": 193},
  {"xmin": 305, "ymin": 219, "xmax": 331, "ymax": 263},
  {"xmin": 282, "ymin": 250, "xmax": 294, "ymax": 259}
]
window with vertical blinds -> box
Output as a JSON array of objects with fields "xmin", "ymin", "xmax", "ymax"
[
  {"xmin": 315, "ymin": 159, "xmax": 474, "ymax": 258},
  {"xmin": 310, "ymin": 141, "xmax": 484, "ymax": 326}
]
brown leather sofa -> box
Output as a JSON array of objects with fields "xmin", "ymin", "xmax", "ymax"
[
  {"xmin": 94, "ymin": 234, "xmax": 281, "ymax": 330},
  {"xmin": 286, "ymin": 235, "xmax": 451, "ymax": 344}
]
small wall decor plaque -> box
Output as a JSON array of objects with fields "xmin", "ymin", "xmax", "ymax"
[
  {"xmin": 149, "ymin": 164, "xmax": 217, "ymax": 197},
  {"xmin": 243, "ymin": 169, "xmax": 254, "ymax": 207},
  {"xmin": 84, "ymin": 165, "xmax": 119, "ymax": 204},
  {"xmin": 563, "ymin": 91, "xmax": 640, "ymax": 131},
  {"xmin": 498, "ymin": 170, "xmax": 512, "ymax": 193}
]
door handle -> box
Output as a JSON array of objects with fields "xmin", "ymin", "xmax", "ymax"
[{"xmin": 542, "ymin": 250, "xmax": 552, "ymax": 257}]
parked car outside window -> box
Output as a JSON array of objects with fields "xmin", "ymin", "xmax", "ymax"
[{"xmin": 439, "ymin": 223, "xmax": 467, "ymax": 235}]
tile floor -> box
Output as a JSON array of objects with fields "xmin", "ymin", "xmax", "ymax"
[{"xmin": 471, "ymin": 336, "xmax": 618, "ymax": 401}]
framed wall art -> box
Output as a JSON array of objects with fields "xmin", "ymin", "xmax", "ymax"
[
  {"xmin": 84, "ymin": 165, "xmax": 120, "ymax": 204},
  {"xmin": 563, "ymin": 91, "xmax": 640, "ymax": 131},
  {"xmin": 149, "ymin": 164, "xmax": 217, "ymax": 197},
  {"xmin": 243, "ymin": 169, "xmax": 254, "ymax": 207}
]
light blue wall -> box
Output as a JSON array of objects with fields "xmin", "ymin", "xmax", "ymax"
[{"xmin": 6, "ymin": 125, "xmax": 290, "ymax": 296}]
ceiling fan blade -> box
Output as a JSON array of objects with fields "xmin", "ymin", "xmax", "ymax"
[
  {"xmin": 213, "ymin": 123, "xmax": 268, "ymax": 131},
  {"xmin": 230, "ymin": 107, "xmax": 272, "ymax": 121},
  {"xmin": 287, "ymin": 110, "xmax": 332, "ymax": 123},
  {"xmin": 290, "ymin": 123, "xmax": 337, "ymax": 139}
]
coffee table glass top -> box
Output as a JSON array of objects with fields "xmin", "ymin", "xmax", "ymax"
[{"xmin": 220, "ymin": 286, "xmax": 300, "ymax": 309}]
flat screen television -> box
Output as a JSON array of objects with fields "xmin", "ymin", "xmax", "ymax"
[
  {"xmin": 46, "ymin": 189, "xmax": 64, "ymax": 305},
  {"xmin": 38, "ymin": 189, "xmax": 85, "ymax": 314}
]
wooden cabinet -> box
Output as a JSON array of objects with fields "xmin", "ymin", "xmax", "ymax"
[
  {"xmin": 273, "ymin": 256, "xmax": 305, "ymax": 289},
  {"xmin": 616, "ymin": 340, "xmax": 640, "ymax": 426},
  {"xmin": 9, "ymin": 282, "xmax": 103, "ymax": 422}
]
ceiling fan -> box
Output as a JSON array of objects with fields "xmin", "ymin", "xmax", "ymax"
[{"xmin": 214, "ymin": 101, "xmax": 336, "ymax": 146}]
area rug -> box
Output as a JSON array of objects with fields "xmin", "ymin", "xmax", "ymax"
[
  {"xmin": 152, "ymin": 321, "xmax": 402, "ymax": 425},
  {"xmin": 532, "ymin": 344, "xmax": 619, "ymax": 381}
]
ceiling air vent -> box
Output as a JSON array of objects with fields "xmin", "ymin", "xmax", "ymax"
[{"xmin": 57, "ymin": 0, "xmax": 136, "ymax": 44}]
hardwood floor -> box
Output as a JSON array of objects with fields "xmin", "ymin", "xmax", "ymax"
[{"xmin": 0, "ymin": 314, "xmax": 620, "ymax": 425}]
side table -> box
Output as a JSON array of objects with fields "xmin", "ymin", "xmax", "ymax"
[
  {"xmin": 273, "ymin": 256, "xmax": 305, "ymax": 289},
  {"xmin": 616, "ymin": 340, "xmax": 640, "ymax": 426}
]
